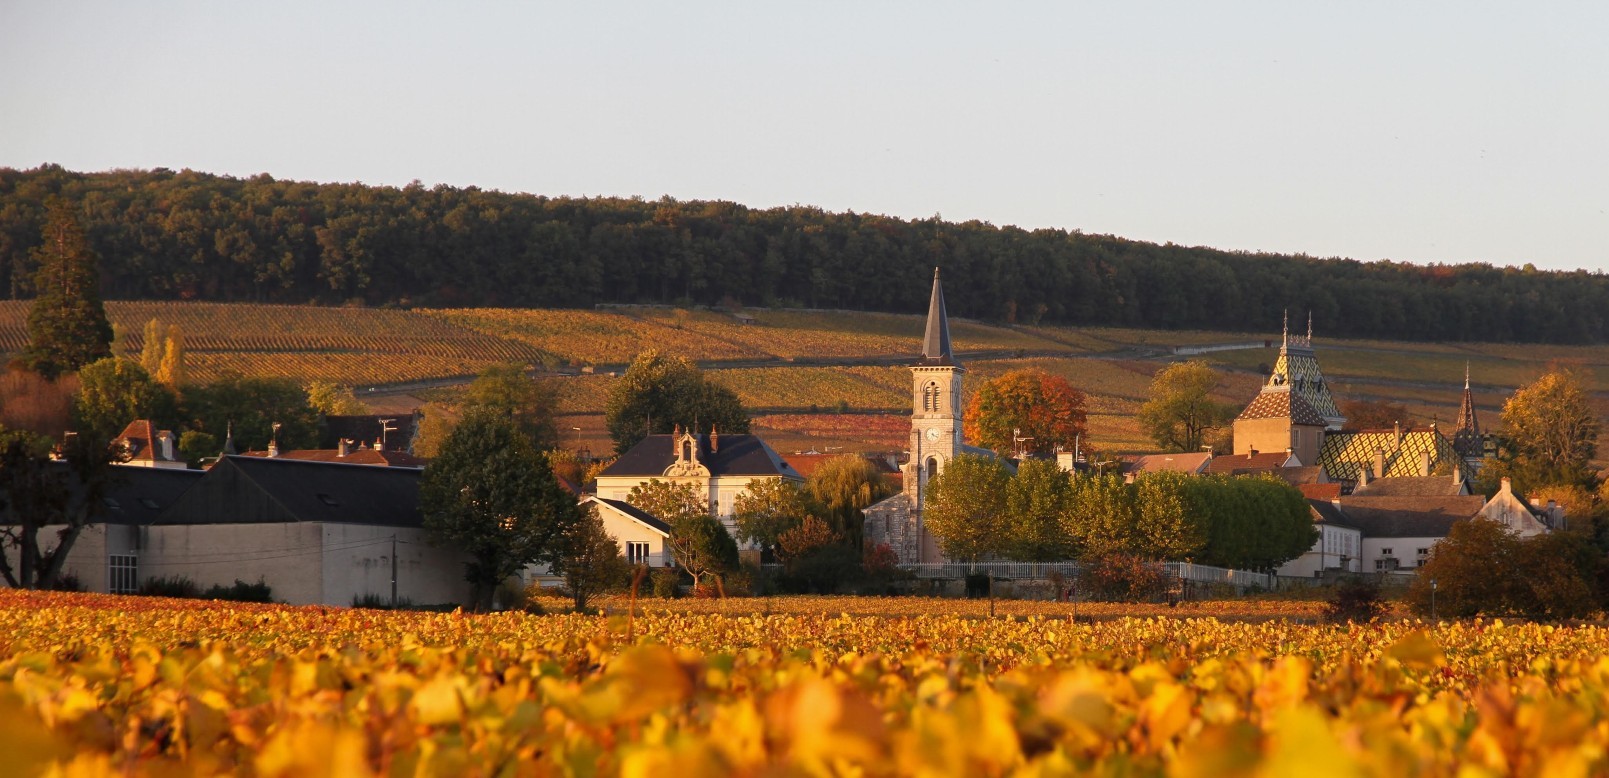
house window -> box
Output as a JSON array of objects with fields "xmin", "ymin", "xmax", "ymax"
[
  {"xmin": 1416, "ymin": 547, "xmax": 1431, "ymax": 567},
  {"xmin": 625, "ymin": 542, "xmax": 651, "ymax": 566},
  {"xmin": 1381, "ymin": 547, "xmax": 1393, "ymax": 557},
  {"xmin": 109, "ymin": 555, "xmax": 138, "ymax": 594}
]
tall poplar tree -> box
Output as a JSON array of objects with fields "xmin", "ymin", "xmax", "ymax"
[{"xmin": 21, "ymin": 200, "xmax": 112, "ymax": 379}]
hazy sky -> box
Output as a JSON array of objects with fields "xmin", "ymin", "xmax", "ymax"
[{"xmin": 3, "ymin": 2, "xmax": 1606, "ymax": 272}]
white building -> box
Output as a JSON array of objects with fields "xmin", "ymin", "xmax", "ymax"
[{"xmin": 593, "ymin": 426, "xmax": 801, "ymax": 546}]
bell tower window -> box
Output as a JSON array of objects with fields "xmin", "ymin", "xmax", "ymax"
[{"xmin": 922, "ymin": 381, "xmax": 941, "ymax": 412}]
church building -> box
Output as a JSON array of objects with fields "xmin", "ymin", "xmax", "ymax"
[{"xmin": 863, "ymin": 269, "xmax": 1000, "ymax": 564}]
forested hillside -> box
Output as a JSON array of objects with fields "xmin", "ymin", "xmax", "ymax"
[{"xmin": 2, "ymin": 165, "xmax": 1604, "ymax": 344}]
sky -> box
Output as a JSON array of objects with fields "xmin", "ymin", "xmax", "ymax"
[{"xmin": 3, "ymin": 2, "xmax": 1607, "ymax": 273}]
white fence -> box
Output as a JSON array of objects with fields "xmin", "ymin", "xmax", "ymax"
[{"xmin": 900, "ymin": 561, "xmax": 1278, "ymax": 591}]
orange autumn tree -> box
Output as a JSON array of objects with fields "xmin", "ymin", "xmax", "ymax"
[{"xmin": 963, "ymin": 368, "xmax": 1087, "ymax": 458}]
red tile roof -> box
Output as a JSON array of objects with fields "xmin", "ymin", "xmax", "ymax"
[
  {"xmin": 1203, "ymin": 451, "xmax": 1293, "ymax": 474},
  {"xmin": 242, "ymin": 448, "xmax": 427, "ymax": 467},
  {"xmin": 114, "ymin": 420, "xmax": 178, "ymax": 463},
  {"xmin": 1299, "ymin": 483, "xmax": 1343, "ymax": 501}
]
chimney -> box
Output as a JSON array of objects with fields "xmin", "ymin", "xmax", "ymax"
[
  {"xmin": 1499, "ymin": 476, "xmax": 1512, "ymax": 495},
  {"xmin": 1284, "ymin": 446, "xmax": 1293, "ymax": 463},
  {"xmin": 338, "ymin": 438, "xmax": 351, "ymax": 457},
  {"xmin": 1375, "ymin": 448, "xmax": 1386, "ymax": 481},
  {"xmin": 1393, "ymin": 421, "xmax": 1403, "ymax": 450},
  {"xmin": 267, "ymin": 439, "xmax": 280, "ymax": 458},
  {"xmin": 1452, "ymin": 467, "xmax": 1463, "ymax": 489},
  {"xmin": 1420, "ymin": 451, "xmax": 1431, "ymax": 477},
  {"xmin": 1248, "ymin": 447, "xmax": 1258, "ymax": 459},
  {"xmin": 709, "ymin": 424, "xmax": 719, "ymax": 453},
  {"xmin": 1358, "ymin": 465, "xmax": 1371, "ymax": 487},
  {"xmin": 157, "ymin": 430, "xmax": 175, "ymax": 461}
]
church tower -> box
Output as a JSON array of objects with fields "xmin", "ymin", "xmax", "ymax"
[{"xmin": 908, "ymin": 268, "xmax": 964, "ymax": 496}]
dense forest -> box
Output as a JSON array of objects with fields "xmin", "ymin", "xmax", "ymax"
[{"xmin": 1, "ymin": 165, "xmax": 1604, "ymax": 344}]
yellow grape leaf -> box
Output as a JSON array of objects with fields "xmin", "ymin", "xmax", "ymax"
[
  {"xmin": 1386, "ymin": 631, "xmax": 1446, "ymax": 670},
  {"xmin": 1257, "ymin": 705, "xmax": 1363, "ymax": 778},
  {"xmin": 409, "ymin": 675, "xmax": 466, "ymax": 727},
  {"xmin": 1141, "ymin": 682, "xmax": 1195, "ymax": 750},
  {"xmin": 1253, "ymin": 656, "xmax": 1311, "ymax": 712}
]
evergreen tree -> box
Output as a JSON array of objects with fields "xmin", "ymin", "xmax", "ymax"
[{"xmin": 21, "ymin": 199, "xmax": 112, "ymax": 379}]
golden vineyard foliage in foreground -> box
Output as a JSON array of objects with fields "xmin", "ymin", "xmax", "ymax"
[{"xmin": 3, "ymin": 591, "xmax": 1608, "ymax": 776}]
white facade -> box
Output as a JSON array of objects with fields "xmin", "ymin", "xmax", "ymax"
[
  {"xmin": 587, "ymin": 498, "xmax": 672, "ymax": 567},
  {"xmin": 141, "ymin": 522, "xmax": 472, "ymax": 606},
  {"xmin": 1361, "ymin": 536, "xmax": 1442, "ymax": 574},
  {"xmin": 1277, "ymin": 522, "xmax": 1362, "ymax": 577}
]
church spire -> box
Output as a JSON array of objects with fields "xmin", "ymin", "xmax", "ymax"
[
  {"xmin": 920, "ymin": 267, "xmax": 955, "ymax": 365},
  {"xmin": 1454, "ymin": 362, "xmax": 1482, "ymax": 459}
]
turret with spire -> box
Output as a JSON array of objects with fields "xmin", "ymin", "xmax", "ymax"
[
  {"xmin": 1264, "ymin": 309, "xmax": 1344, "ymax": 430},
  {"xmin": 1453, "ymin": 362, "xmax": 1483, "ymax": 461}
]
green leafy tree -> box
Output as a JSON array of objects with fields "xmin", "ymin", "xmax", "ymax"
[
  {"xmin": 962, "ymin": 368, "xmax": 1088, "ymax": 457},
  {"xmin": 1064, "ymin": 474, "xmax": 1141, "ymax": 558},
  {"xmin": 626, "ymin": 479, "xmax": 736, "ymax": 590},
  {"xmin": 177, "ymin": 430, "xmax": 218, "ymax": 467},
  {"xmin": 1133, "ymin": 471, "xmax": 1210, "ymax": 561},
  {"xmin": 21, "ymin": 199, "xmax": 112, "ymax": 379},
  {"xmin": 923, "ymin": 453, "xmax": 1011, "ymax": 564},
  {"xmin": 420, "ymin": 410, "xmax": 583, "ymax": 610},
  {"xmin": 1137, "ymin": 361, "xmax": 1234, "ymax": 453},
  {"xmin": 604, "ymin": 351, "xmax": 749, "ymax": 453},
  {"xmin": 805, "ymin": 455, "xmax": 893, "ymax": 551},
  {"xmin": 462, "ymin": 363, "xmax": 558, "ymax": 450},
  {"xmin": 305, "ymin": 380, "xmax": 369, "ymax": 417},
  {"xmin": 552, "ymin": 505, "xmax": 630, "ymax": 612},
  {"xmin": 184, "ymin": 374, "xmax": 320, "ymax": 452},
  {"xmin": 72, "ymin": 358, "xmax": 178, "ymax": 441},
  {"xmin": 732, "ymin": 477, "xmax": 814, "ymax": 558},
  {"xmin": 1492, "ymin": 369, "xmax": 1601, "ymax": 491},
  {"xmin": 1002, "ymin": 458, "xmax": 1076, "ymax": 562},
  {"xmin": 0, "ymin": 427, "xmax": 119, "ymax": 589}
]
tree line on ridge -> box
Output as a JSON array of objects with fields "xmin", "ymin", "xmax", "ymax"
[{"xmin": 2, "ymin": 165, "xmax": 1605, "ymax": 344}]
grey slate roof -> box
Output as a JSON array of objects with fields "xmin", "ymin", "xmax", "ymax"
[
  {"xmin": 99, "ymin": 466, "xmax": 205, "ymax": 526},
  {"xmin": 157, "ymin": 456, "xmax": 422, "ymax": 527},
  {"xmin": 919, "ymin": 267, "xmax": 955, "ymax": 366},
  {"xmin": 1307, "ymin": 498, "xmax": 1354, "ymax": 530},
  {"xmin": 591, "ymin": 497, "xmax": 672, "ymax": 535},
  {"xmin": 1333, "ymin": 495, "xmax": 1484, "ymax": 538},
  {"xmin": 600, "ymin": 434, "xmax": 800, "ymax": 479}
]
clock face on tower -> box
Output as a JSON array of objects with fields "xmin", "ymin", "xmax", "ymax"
[{"xmin": 926, "ymin": 428, "xmax": 941, "ymax": 441}]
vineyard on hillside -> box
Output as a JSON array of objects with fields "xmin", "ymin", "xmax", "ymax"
[
  {"xmin": 5, "ymin": 590, "xmax": 1609, "ymax": 775},
  {"xmin": 7, "ymin": 300, "xmax": 1600, "ymax": 450},
  {"xmin": 0, "ymin": 301, "xmax": 546, "ymax": 385}
]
